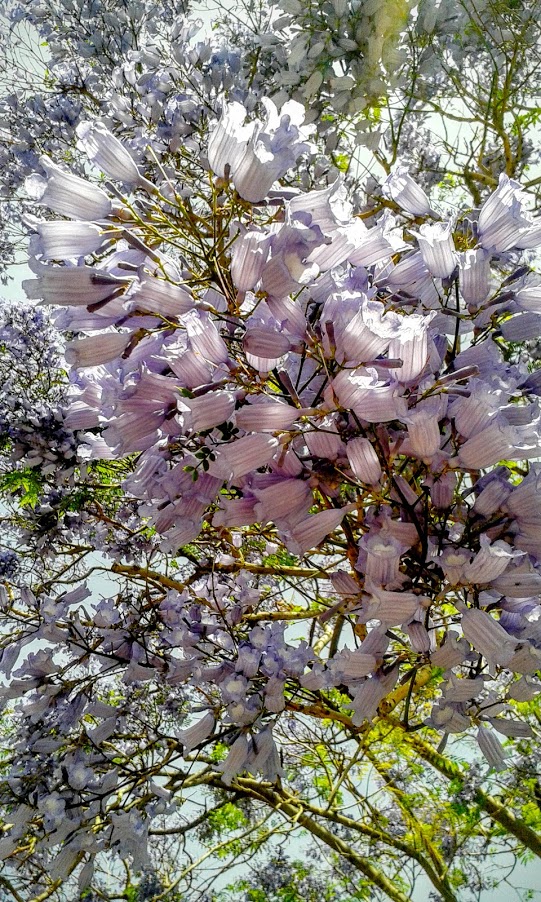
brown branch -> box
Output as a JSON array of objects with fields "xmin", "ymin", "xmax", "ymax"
[{"xmin": 111, "ymin": 560, "xmax": 333, "ymax": 591}]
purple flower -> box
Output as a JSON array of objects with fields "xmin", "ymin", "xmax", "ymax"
[
  {"xmin": 77, "ymin": 121, "xmax": 154, "ymax": 191},
  {"xmin": 212, "ymin": 496, "xmax": 258, "ymax": 528},
  {"xmin": 477, "ymin": 726, "xmax": 508, "ymax": 770},
  {"xmin": 26, "ymin": 156, "xmax": 112, "ymax": 220},
  {"xmin": 208, "ymin": 101, "xmax": 256, "ymax": 179},
  {"xmin": 477, "ymin": 174, "xmax": 533, "ymax": 252},
  {"xmin": 334, "ymin": 648, "xmax": 377, "ymax": 681},
  {"xmin": 24, "ymin": 263, "xmax": 130, "ymax": 307},
  {"xmin": 287, "ymin": 504, "xmax": 355, "ymax": 556},
  {"xmin": 184, "ymin": 310, "xmax": 229, "ymax": 367},
  {"xmin": 348, "ymin": 211, "xmax": 408, "ymax": 267},
  {"xmin": 337, "ymin": 296, "xmax": 400, "ymax": 365},
  {"xmin": 358, "ymin": 582, "xmax": 423, "ymax": 625},
  {"xmin": 462, "ymin": 608, "xmax": 518, "ymax": 666},
  {"xmin": 500, "ymin": 312, "xmax": 541, "ymax": 341},
  {"xmin": 30, "ymin": 219, "xmax": 109, "ymax": 259},
  {"xmin": 38, "ymin": 793, "xmax": 66, "ymax": 831},
  {"xmin": 235, "ymin": 399, "xmax": 303, "ymax": 433},
  {"xmin": 304, "ymin": 415, "xmax": 344, "ymax": 461},
  {"xmin": 463, "ymin": 538, "xmax": 517, "ymax": 584},
  {"xmin": 403, "ymin": 397, "xmax": 445, "ymax": 460},
  {"xmin": 459, "ymin": 421, "xmax": 541, "ymax": 469},
  {"xmin": 127, "ymin": 276, "xmax": 193, "ymax": 317},
  {"xmin": 350, "ymin": 675, "xmax": 394, "ymax": 725},
  {"xmin": 413, "ymin": 220, "xmax": 456, "ymax": 278},
  {"xmin": 382, "ymin": 165, "xmax": 432, "ymax": 216},
  {"xmin": 254, "ymin": 478, "xmax": 312, "ymax": 526},
  {"xmin": 260, "ymin": 222, "xmax": 321, "ymax": 299},
  {"xmin": 329, "ymin": 367, "xmax": 407, "ymax": 422},
  {"xmin": 208, "ymin": 434, "xmax": 280, "ymax": 481},
  {"xmin": 230, "ymin": 226, "xmax": 271, "ymax": 291},
  {"xmin": 65, "ymin": 332, "xmax": 134, "ymax": 367},
  {"xmin": 208, "ymin": 99, "xmax": 312, "ymax": 203},
  {"xmin": 346, "ymin": 437, "xmax": 382, "ymax": 485},
  {"xmin": 243, "ymin": 327, "xmax": 292, "ymax": 361},
  {"xmin": 388, "ymin": 313, "xmax": 434, "ymax": 384},
  {"xmin": 357, "ymin": 533, "xmax": 407, "ymax": 588},
  {"xmin": 451, "ymin": 379, "xmax": 502, "ymax": 438},
  {"xmin": 216, "ymin": 734, "xmax": 250, "ymax": 785},
  {"xmin": 183, "ymin": 390, "xmax": 237, "ymax": 433},
  {"xmin": 458, "ymin": 249, "xmax": 491, "ymax": 305}
]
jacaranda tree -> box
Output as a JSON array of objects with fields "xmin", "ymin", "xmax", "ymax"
[{"xmin": 1, "ymin": 1, "xmax": 541, "ymax": 900}]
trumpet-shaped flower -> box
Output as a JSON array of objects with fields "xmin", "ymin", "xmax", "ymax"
[
  {"xmin": 65, "ymin": 331, "xmax": 133, "ymax": 367},
  {"xmin": 358, "ymin": 533, "xmax": 407, "ymax": 587},
  {"xmin": 346, "ymin": 437, "xmax": 382, "ymax": 485},
  {"xmin": 458, "ymin": 249, "xmax": 491, "ymax": 305},
  {"xmin": 207, "ymin": 102, "xmax": 256, "ymax": 179},
  {"xmin": 287, "ymin": 504, "xmax": 355, "ymax": 556},
  {"xmin": 477, "ymin": 173, "xmax": 533, "ymax": 252},
  {"xmin": 30, "ymin": 219, "xmax": 109, "ymax": 259},
  {"xmin": 383, "ymin": 165, "xmax": 432, "ymax": 216},
  {"xmin": 330, "ymin": 367, "xmax": 407, "ymax": 422},
  {"xmin": 208, "ymin": 434, "xmax": 279, "ymax": 481},
  {"xmin": 462, "ymin": 607, "xmax": 518, "ymax": 667},
  {"xmin": 26, "ymin": 156, "xmax": 113, "ymax": 220},
  {"xmin": 208, "ymin": 99, "xmax": 312, "ymax": 203},
  {"xmin": 414, "ymin": 220, "xmax": 456, "ymax": 279},
  {"xmin": 77, "ymin": 121, "xmax": 154, "ymax": 190}
]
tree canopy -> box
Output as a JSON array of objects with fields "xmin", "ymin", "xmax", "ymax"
[{"xmin": 1, "ymin": 2, "xmax": 541, "ymax": 900}]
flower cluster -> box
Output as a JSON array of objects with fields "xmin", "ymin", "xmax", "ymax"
[
  {"xmin": 269, "ymin": 0, "xmax": 411, "ymax": 121},
  {"xmin": 0, "ymin": 302, "xmax": 76, "ymax": 480},
  {"xmin": 2, "ymin": 93, "xmax": 541, "ymax": 886},
  {"xmin": 18, "ymin": 121, "xmax": 541, "ymax": 725}
]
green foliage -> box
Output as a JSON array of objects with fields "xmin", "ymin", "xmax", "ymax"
[
  {"xmin": 209, "ymin": 742, "xmax": 229, "ymax": 763},
  {"xmin": 511, "ymin": 108, "xmax": 541, "ymax": 135},
  {"xmin": 262, "ymin": 549, "xmax": 299, "ymax": 568},
  {"xmin": 208, "ymin": 802, "xmax": 248, "ymax": 833},
  {"xmin": 184, "ymin": 445, "xmax": 217, "ymax": 479},
  {"xmin": 0, "ymin": 467, "xmax": 44, "ymax": 508},
  {"xmin": 333, "ymin": 153, "xmax": 350, "ymax": 173}
]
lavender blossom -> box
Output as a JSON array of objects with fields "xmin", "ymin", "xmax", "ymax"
[
  {"xmin": 414, "ymin": 220, "xmax": 456, "ymax": 279},
  {"xmin": 26, "ymin": 156, "xmax": 113, "ymax": 220},
  {"xmin": 477, "ymin": 174, "xmax": 533, "ymax": 252},
  {"xmin": 208, "ymin": 99, "xmax": 312, "ymax": 203},
  {"xmin": 346, "ymin": 436, "xmax": 382, "ymax": 485},
  {"xmin": 477, "ymin": 726, "xmax": 508, "ymax": 770},
  {"xmin": 383, "ymin": 165, "xmax": 432, "ymax": 216},
  {"xmin": 77, "ymin": 121, "xmax": 155, "ymax": 190},
  {"xmin": 462, "ymin": 608, "xmax": 518, "ymax": 667}
]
